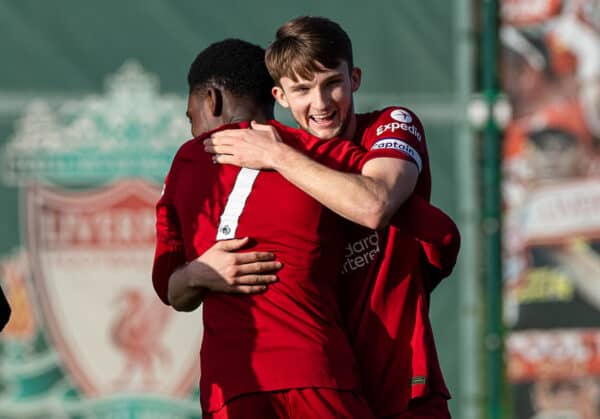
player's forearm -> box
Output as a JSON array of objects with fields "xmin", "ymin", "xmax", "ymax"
[
  {"xmin": 168, "ymin": 264, "xmax": 206, "ymax": 312},
  {"xmin": 274, "ymin": 143, "xmax": 418, "ymax": 229},
  {"xmin": 272, "ymin": 145, "xmax": 400, "ymax": 229}
]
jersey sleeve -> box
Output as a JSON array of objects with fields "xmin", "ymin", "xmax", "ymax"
[
  {"xmin": 390, "ymin": 195, "xmax": 461, "ymax": 290},
  {"xmin": 303, "ymin": 135, "xmax": 366, "ymax": 173},
  {"xmin": 361, "ymin": 107, "xmax": 427, "ymax": 173},
  {"xmin": 152, "ymin": 163, "xmax": 186, "ymax": 306}
]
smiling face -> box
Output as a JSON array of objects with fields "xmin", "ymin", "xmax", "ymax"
[{"xmin": 272, "ymin": 61, "xmax": 361, "ymax": 140}]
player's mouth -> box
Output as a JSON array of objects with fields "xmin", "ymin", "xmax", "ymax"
[{"xmin": 309, "ymin": 111, "xmax": 338, "ymax": 128}]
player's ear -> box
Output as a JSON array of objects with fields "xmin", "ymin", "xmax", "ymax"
[
  {"xmin": 350, "ymin": 67, "xmax": 362, "ymax": 93},
  {"xmin": 272, "ymin": 86, "xmax": 289, "ymax": 108},
  {"xmin": 206, "ymin": 87, "xmax": 223, "ymax": 117}
]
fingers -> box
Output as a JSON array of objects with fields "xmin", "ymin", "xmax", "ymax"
[
  {"xmin": 207, "ymin": 130, "xmax": 246, "ymax": 145},
  {"xmin": 213, "ymin": 154, "xmax": 235, "ymax": 165},
  {"xmin": 235, "ymin": 251, "xmax": 277, "ymax": 263},
  {"xmin": 204, "ymin": 142, "xmax": 233, "ymax": 155},
  {"xmin": 250, "ymin": 121, "xmax": 271, "ymax": 131},
  {"xmin": 232, "ymin": 273, "xmax": 278, "ymax": 286},
  {"xmin": 231, "ymin": 261, "xmax": 282, "ymax": 276},
  {"xmin": 226, "ymin": 284, "xmax": 269, "ymax": 294},
  {"xmin": 204, "ymin": 142, "xmax": 216, "ymax": 153},
  {"xmin": 209, "ymin": 129, "xmax": 238, "ymax": 139},
  {"xmin": 213, "ymin": 239, "xmax": 280, "ymax": 266},
  {"xmin": 250, "ymin": 121, "xmax": 281, "ymax": 142},
  {"xmin": 225, "ymin": 273, "xmax": 278, "ymax": 294},
  {"xmin": 215, "ymin": 237, "xmax": 250, "ymax": 251},
  {"xmin": 203, "ymin": 135, "xmax": 231, "ymax": 149}
]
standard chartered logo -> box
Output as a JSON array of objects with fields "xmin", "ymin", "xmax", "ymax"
[{"xmin": 341, "ymin": 231, "xmax": 380, "ymax": 274}]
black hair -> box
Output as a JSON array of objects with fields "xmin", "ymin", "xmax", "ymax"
[{"xmin": 187, "ymin": 38, "xmax": 275, "ymax": 108}]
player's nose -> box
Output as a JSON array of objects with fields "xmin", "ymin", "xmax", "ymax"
[{"xmin": 311, "ymin": 87, "xmax": 330, "ymax": 111}]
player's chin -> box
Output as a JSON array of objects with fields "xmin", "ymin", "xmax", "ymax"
[{"xmin": 308, "ymin": 124, "xmax": 341, "ymax": 140}]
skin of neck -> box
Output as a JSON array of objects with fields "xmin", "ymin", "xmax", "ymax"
[
  {"xmin": 222, "ymin": 91, "xmax": 274, "ymax": 125},
  {"xmin": 341, "ymin": 104, "xmax": 358, "ymax": 140}
]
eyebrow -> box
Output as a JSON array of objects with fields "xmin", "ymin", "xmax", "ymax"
[
  {"xmin": 323, "ymin": 73, "xmax": 343, "ymax": 82},
  {"xmin": 290, "ymin": 73, "xmax": 342, "ymax": 91},
  {"xmin": 290, "ymin": 82, "xmax": 311, "ymax": 91}
]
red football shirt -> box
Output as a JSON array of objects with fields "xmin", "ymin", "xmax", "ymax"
[
  {"xmin": 153, "ymin": 121, "xmax": 366, "ymax": 412},
  {"xmin": 341, "ymin": 106, "xmax": 453, "ymax": 416}
]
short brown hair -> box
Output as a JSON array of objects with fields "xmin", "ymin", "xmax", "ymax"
[{"xmin": 265, "ymin": 16, "xmax": 354, "ymax": 84}]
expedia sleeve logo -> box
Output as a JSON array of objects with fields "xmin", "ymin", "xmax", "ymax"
[
  {"xmin": 375, "ymin": 122, "xmax": 423, "ymax": 142},
  {"xmin": 371, "ymin": 139, "xmax": 423, "ymax": 172},
  {"xmin": 375, "ymin": 109, "xmax": 423, "ymax": 142}
]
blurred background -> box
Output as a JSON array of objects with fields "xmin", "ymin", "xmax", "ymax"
[{"xmin": 0, "ymin": 0, "xmax": 598, "ymax": 418}]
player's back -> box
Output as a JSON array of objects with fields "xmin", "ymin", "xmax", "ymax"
[{"xmin": 165, "ymin": 123, "xmax": 361, "ymax": 412}]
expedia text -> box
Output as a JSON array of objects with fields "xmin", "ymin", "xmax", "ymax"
[{"xmin": 376, "ymin": 122, "xmax": 423, "ymax": 142}]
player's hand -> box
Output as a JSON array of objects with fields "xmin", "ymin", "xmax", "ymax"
[
  {"xmin": 204, "ymin": 121, "xmax": 285, "ymax": 169},
  {"xmin": 188, "ymin": 237, "xmax": 281, "ymax": 294}
]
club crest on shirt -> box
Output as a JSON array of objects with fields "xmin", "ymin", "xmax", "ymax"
[{"xmin": 390, "ymin": 109, "xmax": 413, "ymax": 124}]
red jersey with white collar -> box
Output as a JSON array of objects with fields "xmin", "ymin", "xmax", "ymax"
[
  {"xmin": 341, "ymin": 106, "xmax": 452, "ymax": 416},
  {"xmin": 153, "ymin": 121, "xmax": 366, "ymax": 413}
]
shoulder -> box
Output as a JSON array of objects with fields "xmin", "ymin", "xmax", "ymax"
[
  {"xmin": 269, "ymin": 119, "xmax": 302, "ymax": 137},
  {"xmin": 268, "ymin": 120, "xmax": 309, "ymax": 148},
  {"xmin": 174, "ymin": 123, "xmax": 239, "ymax": 161},
  {"xmin": 356, "ymin": 106, "xmax": 426, "ymax": 151},
  {"xmin": 164, "ymin": 133, "xmax": 211, "ymax": 191},
  {"xmin": 372, "ymin": 105, "xmax": 423, "ymax": 129},
  {"xmin": 358, "ymin": 106, "xmax": 425, "ymax": 142},
  {"xmin": 174, "ymin": 137, "xmax": 202, "ymax": 159},
  {"xmin": 359, "ymin": 106, "xmax": 423, "ymax": 125}
]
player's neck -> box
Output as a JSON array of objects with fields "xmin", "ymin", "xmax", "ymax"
[
  {"xmin": 225, "ymin": 96, "xmax": 274, "ymax": 124},
  {"xmin": 229, "ymin": 107, "xmax": 273, "ymax": 124},
  {"xmin": 340, "ymin": 110, "xmax": 358, "ymax": 140}
]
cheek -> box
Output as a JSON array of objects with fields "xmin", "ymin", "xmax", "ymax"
[
  {"xmin": 288, "ymin": 99, "xmax": 309, "ymax": 119},
  {"xmin": 191, "ymin": 118, "xmax": 205, "ymax": 137},
  {"xmin": 333, "ymin": 89, "xmax": 352, "ymax": 110}
]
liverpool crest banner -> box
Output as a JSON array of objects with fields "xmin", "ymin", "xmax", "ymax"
[{"xmin": 0, "ymin": 62, "xmax": 202, "ymax": 419}]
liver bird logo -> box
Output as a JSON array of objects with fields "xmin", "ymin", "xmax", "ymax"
[{"xmin": 110, "ymin": 289, "xmax": 173, "ymax": 390}]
